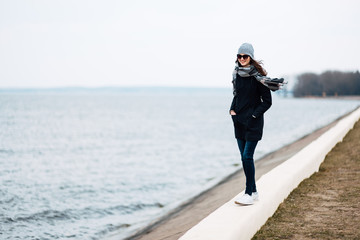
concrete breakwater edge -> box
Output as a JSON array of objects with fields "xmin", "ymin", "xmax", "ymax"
[
  {"xmin": 104, "ymin": 107, "xmax": 360, "ymax": 240},
  {"xmin": 179, "ymin": 107, "xmax": 360, "ymax": 240}
]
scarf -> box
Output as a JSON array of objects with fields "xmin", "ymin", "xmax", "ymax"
[{"xmin": 232, "ymin": 63, "xmax": 286, "ymax": 94}]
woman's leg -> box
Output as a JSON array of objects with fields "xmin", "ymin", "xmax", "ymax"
[
  {"xmin": 236, "ymin": 139, "xmax": 246, "ymax": 157},
  {"xmin": 237, "ymin": 139, "xmax": 258, "ymax": 195}
]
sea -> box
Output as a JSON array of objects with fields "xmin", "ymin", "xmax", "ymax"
[{"xmin": 1, "ymin": 87, "xmax": 359, "ymax": 240}]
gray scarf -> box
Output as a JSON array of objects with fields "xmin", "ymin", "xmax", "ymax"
[{"xmin": 232, "ymin": 63, "xmax": 286, "ymax": 94}]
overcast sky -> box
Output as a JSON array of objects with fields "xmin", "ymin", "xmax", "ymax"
[{"xmin": 0, "ymin": 0, "xmax": 359, "ymax": 88}]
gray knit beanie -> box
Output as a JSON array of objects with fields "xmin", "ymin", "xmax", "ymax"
[{"xmin": 237, "ymin": 43, "xmax": 254, "ymax": 59}]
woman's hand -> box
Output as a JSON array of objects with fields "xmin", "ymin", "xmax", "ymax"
[{"xmin": 230, "ymin": 110, "xmax": 236, "ymax": 115}]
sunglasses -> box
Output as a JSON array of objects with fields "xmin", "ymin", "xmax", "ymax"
[{"xmin": 237, "ymin": 54, "xmax": 249, "ymax": 60}]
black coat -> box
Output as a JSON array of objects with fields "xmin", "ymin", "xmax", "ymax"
[{"xmin": 230, "ymin": 74, "xmax": 272, "ymax": 141}]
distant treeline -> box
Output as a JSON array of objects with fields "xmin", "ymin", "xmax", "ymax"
[{"xmin": 293, "ymin": 71, "xmax": 360, "ymax": 97}]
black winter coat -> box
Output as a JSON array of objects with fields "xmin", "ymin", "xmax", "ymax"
[{"xmin": 230, "ymin": 74, "xmax": 272, "ymax": 141}]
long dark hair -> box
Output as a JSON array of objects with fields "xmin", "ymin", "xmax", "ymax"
[
  {"xmin": 251, "ymin": 59, "xmax": 267, "ymax": 76},
  {"xmin": 235, "ymin": 58, "xmax": 267, "ymax": 76}
]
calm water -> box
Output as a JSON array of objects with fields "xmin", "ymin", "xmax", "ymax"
[{"xmin": 1, "ymin": 89, "xmax": 359, "ymax": 239}]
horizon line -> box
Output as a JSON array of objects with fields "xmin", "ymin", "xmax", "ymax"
[{"xmin": 0, "ymin": 85, "xmax": 233, "ymax": 93}]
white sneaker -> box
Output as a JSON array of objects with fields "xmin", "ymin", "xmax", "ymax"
[
  {"xmin": 234, "ymin": 194, "xmax": 254, "ymax": 205},
  {"xmin": 252, "ymin": 192, "xmax": 259, "ymax": 201}
]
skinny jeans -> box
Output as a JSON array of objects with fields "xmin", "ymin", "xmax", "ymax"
[{"xmin": 236, "ymin": 139, "xmax": 258, "ymax": 195}]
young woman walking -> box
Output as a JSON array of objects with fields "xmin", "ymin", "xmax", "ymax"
[{"xmin": 230, "ymin": 43, "xmax": 284, "ymax": 205}]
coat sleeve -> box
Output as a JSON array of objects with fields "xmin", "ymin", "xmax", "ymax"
[{"xmin": 252, "ymin": 82, "xmax": 272, "ymax": 118}]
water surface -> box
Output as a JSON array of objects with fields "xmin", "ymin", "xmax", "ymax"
[{"xmin": 1, "ymin": 89, "xmax": 358, "ymax": 239}]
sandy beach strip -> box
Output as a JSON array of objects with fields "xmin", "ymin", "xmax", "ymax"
[{"xmin": 117, "ymin": 115, "xmax": 348, "ymax": 240}]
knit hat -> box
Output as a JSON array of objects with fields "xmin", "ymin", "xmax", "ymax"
[{"xmin": 237, "ymin": 43, "xmax": 254, "ymax": 59}]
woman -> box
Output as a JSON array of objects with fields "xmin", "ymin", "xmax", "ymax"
[{"xmin": 230, "ymin": 43, "xmax": 283, "ymax": 205}]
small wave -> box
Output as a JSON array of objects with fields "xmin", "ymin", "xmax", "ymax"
[
  {"xmin": 108, "ymin": 202, "xmax": 164, "ymax": 213},
  {"xmin": 5, "ymin": 209, "xmax": 71, "ymax": 223},
  {"xmin": 4, "ymin": 202, "xmax": 165, "ymax": 224},
  {"xmin": 0, "ymin": 190, "xmax": 21, "ymax": 205},
  {"xmin": 0, "ymin": 149, "xmax": 15, "ymax": 154},
  {"xmin": 95, "ymin": 223, "xmax": 132, "ymax": 237}
]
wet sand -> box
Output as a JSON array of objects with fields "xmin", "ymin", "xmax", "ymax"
[{"xmin": 117, "ymin": 117, "xmax": 342, "ymax": 240}]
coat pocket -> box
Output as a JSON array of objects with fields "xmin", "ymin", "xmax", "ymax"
[
  {"xmin": 231, "ymin": 114, "xmax": 246, "ymax": 125},
  {"xmin": 231, "ymin": 115, "xmax": 247, "ymax": 129},
  {"xmin": 231, "ymin": 115, "xmax": 245, "ymax": 123},
  {"xmin": 231, "ymin": 115, "xmax": 237, "ymax": 122}
]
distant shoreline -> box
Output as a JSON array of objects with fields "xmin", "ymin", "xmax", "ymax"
[
  {"xmin": 300, "ymin": 95, "xmax": 360, "ymax": 100},
  {"xmin": 0, "ymin": 86, "xmax": 230, "ymax": 92}
]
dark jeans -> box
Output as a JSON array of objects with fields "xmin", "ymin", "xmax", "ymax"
[{"xmin": 236, "ymin": 139, "xmax": 258, "ymax": 195}]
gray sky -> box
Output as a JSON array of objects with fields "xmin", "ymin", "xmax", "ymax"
[{"xmin": 1, "ymin": 0, "xmax": 359, "ymax": 88}]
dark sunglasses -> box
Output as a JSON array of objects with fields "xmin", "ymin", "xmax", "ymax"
[{"xmin": 237, "ymin": 54, "xmax": 249, "ymax": 60}]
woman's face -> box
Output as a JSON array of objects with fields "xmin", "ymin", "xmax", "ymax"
[{"xmin": 237, "ymin": 54, "xmax": 251, "ymax": 67}]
